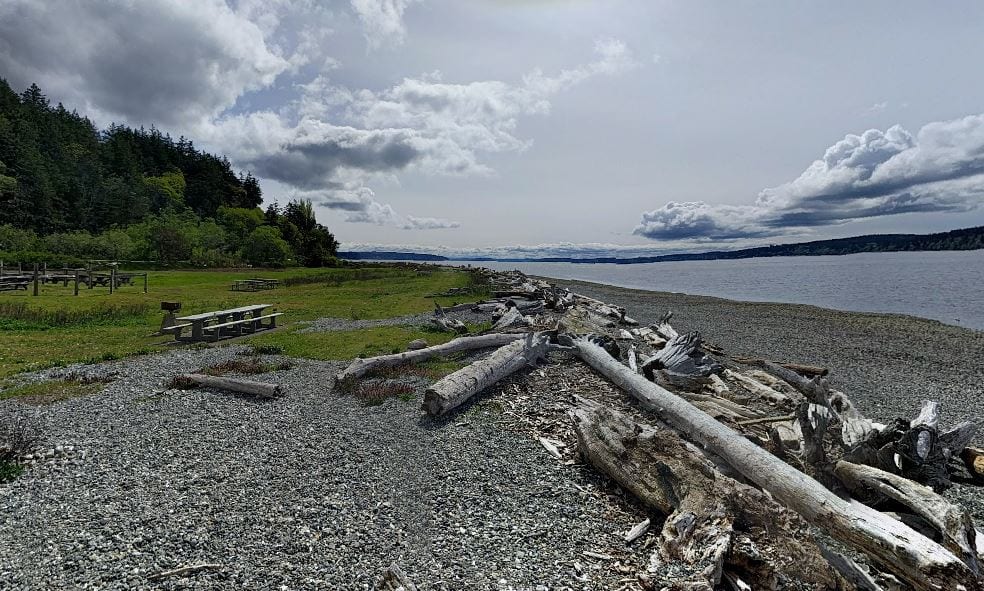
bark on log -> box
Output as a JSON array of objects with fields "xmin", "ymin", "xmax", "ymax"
[
  {"xmin": 335, "ymin": 333, "xmax": 524, "ymax": 382},
  {"xmin": 572, "ymin": 398, "xmax": 840, "ymax": 590},
  {"xmin": 566, "ymin": 335, "xmax": 980, "ymax": 591},
  {"xmin": 835, "ymin": 460, "xmax": 981, "ymax": 576},
  {"xmin": 174, "ymin": 374, "xmax": 282, "ymax": 398},
  {"xmin": 422, "ymin": 332, "xmax": 554, "ymax": 416}
]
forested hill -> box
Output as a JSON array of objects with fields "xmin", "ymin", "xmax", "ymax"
[
  {"xmin": 0, "ymin": 80, "xmax": 260, "ymax": 233},
  {"xmin": 0, "ymin": 80, "xmax": 338, "ymax": 267}
]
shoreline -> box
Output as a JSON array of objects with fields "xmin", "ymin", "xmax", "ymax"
[{"xmin": 544, "ymin": 276, "xmax": 984, "ymax": 435}]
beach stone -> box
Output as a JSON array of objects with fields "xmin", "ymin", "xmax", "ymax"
[{"xmin": 407, "ymin": 339, "xmax": 428, "ymax": 350}]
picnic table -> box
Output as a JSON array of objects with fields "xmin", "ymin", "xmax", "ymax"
[
  {"xmin": 0, "ymin": 278, "xmax": 29, "ymax": 291},
  {"xmin": 231, "ymin": 278, "xmax": 281, "ymax": 292},
  {"xmin": 164, "ymin": 304, "xmax": 282, "ymax": 342}
]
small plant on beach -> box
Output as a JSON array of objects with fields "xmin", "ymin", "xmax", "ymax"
[
  {"xmin": 242, "ymin": 344, "xmax": 285, "ymax": 356},
  {"xmin": 354, "ymin": 381, "xmax": 414, "ymax": 406},
  {"xmin": 200, "ymin": 357, "xmax": 293, "ymax": 376},
  {"xmin": 0, "ymin": 411, "xmax": 41, "ymax": 482}
]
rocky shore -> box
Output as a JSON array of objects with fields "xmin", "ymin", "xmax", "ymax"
[{"xmin": 1, "ymin": 276, "xmax": 981, "ymax": 589}]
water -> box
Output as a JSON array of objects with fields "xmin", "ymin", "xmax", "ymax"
[{"xmin": 458, "ymin": 251, "xmax": 984, "ymax": 331}]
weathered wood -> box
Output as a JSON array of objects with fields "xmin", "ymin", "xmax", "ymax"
[
  {"xmin": 175, "ymin": 374, "xmax": 282, "ymax": 398},
  {"xmin": 963, "ymin": 447, "xmax": 984, "ymax": 480},
  {"xmin": 754, "ymin": 360, "xmax": 830, "ymax": 405},
  {"xmin": 431, "ymin": 303, "xmax": 467, "ymax": 334},
  {"xmin": 148, "ymin": 563, "xmax": 223, "ymax": 581},
  {"xmin": 567, "ymin": 336, "xmax": 980, "ymax": 590},
  {"xmin": 378, "ymin": 562, "xmax": 418, "ymax": 591},
  {"xmin": 422, "ymin": 332, "xmax": 554, "ymax": 416},
  {"xmin": 572, "ymin": 399, "xmax": 840, "ymax": 590},
  {"xmin": 335, "ymin": 333, "xmax": 524, "ymax": 382},
  {"xmin": 723, "ymin": 369, "xmax": 790, "ymax": 405},
  {"xmin": 835, "ymin": 460, "xmax": 981, "ymax": 576},
  {"xmin": 491, "ymin": 307, "xmax": 530, "ymax": 331},
  {"xmin": 641, "ymin": 331, "xmax": 721, "ymax": 379},
  {"xmin": 733, "ymin": 356, "xmax": 829, "ymax": 377}
]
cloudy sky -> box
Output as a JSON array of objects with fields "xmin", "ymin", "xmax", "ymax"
[{"xmin": 2, "ymin": 1, "xmax": 983, "ymax": 257}]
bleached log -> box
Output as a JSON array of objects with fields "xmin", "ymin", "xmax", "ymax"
[
  {"xmin": 708, "ymin": 373, "xmax": 731, "ymax": 396},
  {"xmin": 755, "ymin": 360, "xmax": 830, "ymax": 405},
  {"xmin": 818, "ymin": 545, "xmax": 885, "ymax": 591},
  {"xmin": 835, "ymin": 460, "xmax": 981, "ymax": 576},
  {"xmin": 566, "ymin": 335, "xmax": 980, "ymax": 590},
  {"xmin": 491, "ymin": 307, "xmax": 530, "ymax": 331},
  {"xmin": 422, "ymin": 332, "xmax": 554, "ymax": 416},
  {"xmin": 537, "ymin": 436, "xmax": 562, "ymax": 459},
  {"xmin": 723, "ymin": 369, "xmax": 790, "ymax": 405},
  {"xmin": 174, "ymin": 374, "xmax": 282, "ymax": 398},
  {"xmin": 652, "ymin": 311, "xmax": 678, "ymax": 340},
  {"xmin": 627, "ymin": 345, "xmax": 637, "ymax": 373},
  {"xmin": 572, "ymin": 399, "xmax": 839, "ymax": 590},
  {"xmin": 335, "ymin": 333, "xmax": 524, "ymax": 382},
  {"xmin": 431, "ymin": 303, "xmax": 468, "ymax": 334},
  {"xmin": 733, "ymin": 356, "xmax": 829, "ymax": 377}
]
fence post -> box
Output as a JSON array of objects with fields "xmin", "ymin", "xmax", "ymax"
[
  {"xmin": 32, "ymin": 263, "xmax": 39, "ymax": 296},
  {"xmin": 74, "ymin": 270, "xmax": 80, "ymax": 296}
]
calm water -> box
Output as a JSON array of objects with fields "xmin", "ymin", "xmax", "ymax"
[{"xmin": 461, "ymin": 251, "xmax": 984, "ymax": 331}]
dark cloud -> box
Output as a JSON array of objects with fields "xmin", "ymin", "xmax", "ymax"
[{"xmin": 0, "ymin": 0, "xmax": 288, "ymax": 128}]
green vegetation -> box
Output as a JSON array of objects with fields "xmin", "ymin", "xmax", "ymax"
[
  {"xmin": 0, "ymin": 80, "xmax": 337, "ymax": 267},
  {"xmin": 200, "ymin": 357, "xmax": 293, "ymax": 376},
  {"xmin": 0, "ymin": 378, "xmax": 105, "ymax": 405},
  {"xmin": 0, "ymin": 266, "xmax": 480, "ymax": 378}
]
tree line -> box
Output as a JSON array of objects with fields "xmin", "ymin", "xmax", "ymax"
[{"xmin": 0, "ymin": 80, "xmax": 337, "ymax": 267}]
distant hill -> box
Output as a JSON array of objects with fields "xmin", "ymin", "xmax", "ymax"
[
  {"xmin": 341, "ymin": 225, "xmax": 984, "ymax": 265},
  {"xmin": 339, "ymin": 251, "xmax": 448, "ymax": 261}
]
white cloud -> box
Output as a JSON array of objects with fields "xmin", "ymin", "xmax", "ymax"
[
  {"xmin": 401, "ymin": 215, "xmax": 460, "ymax": 230},
  {"xmin": 350, "ymin": 0, "xmax": 418, "ymax": 49},
  {"xmin": 635, "ymin": 114, "xmax": 984, "ymax": 241}
]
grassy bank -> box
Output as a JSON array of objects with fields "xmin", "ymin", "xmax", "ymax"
[{"xmin": 0, "ymin": 265, "xmax": 482, "ymax": 378}]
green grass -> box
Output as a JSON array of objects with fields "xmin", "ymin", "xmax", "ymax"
[
  {"xmin": 0, "ymin": 460, "xmax": 23, "ymax": 483},
  {"xmin": 0, "ymin": 379, "xmax": 106, "ymax": 404},
  {"xmin": 0, "ymin": 265, "xmax": 484, "ymax": 378}
]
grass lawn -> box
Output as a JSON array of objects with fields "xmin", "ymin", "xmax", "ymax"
[{"xmin": 0, "ymin": 265, "xmax": 484, "ymax": 378}]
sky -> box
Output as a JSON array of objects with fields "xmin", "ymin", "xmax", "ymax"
[{"xmin": 1, "ymin": 0, "xmax": 983, "ymax": 258}]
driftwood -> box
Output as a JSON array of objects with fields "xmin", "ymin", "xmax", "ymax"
[
  {"xmin": 431, "ymin": 303, "xmax": 467, "ymax": 334},
  {"xmin": 963, "ymin": 447, "xmax": 984, "ymax": 480},
  {"xmin": 422, "ymin": 332, "xmax": 555, "ymax": 416},
  {"xmin": 174, "ymin": 374, "xmax": 282, "ymax": 398},
  {"xmin": 723, "ymin": 368, "xmax": 791, "ymax": 406},
  {"xmin": 566, "ymin": 335, "xmax": 980, "ymax": 590},
  {"xmin": 335, "ymin": 333, "xmax": 524, "ymax": 382},
  {"xmin": 491, "ymin": 307, "xmax": 530, "ymax": 332},
  {"xmin": 572, "ymin": 399, "xmax": 839, "ymax": 589},
  {"xmin": 641, "ymin": 331, "xmax": 721, "ymax": 379},
  {"xmin": 733, "ymin": 356, "xmax": 829, "ymax": 377},
  {"xmin": 835, "ymin": 460, "xmax": 981, "ymax": 576},
  {"xmin": 378, "ymin": 562, "xmax": 418, "ymax": 591}
]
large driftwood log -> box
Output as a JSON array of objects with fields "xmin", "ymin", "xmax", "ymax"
[
  {"xmin": 566, "ymin": 335, "xmax": 980, "ymax": 591},
  {"xmin": 422, "ymin": 332, "xmax": 555, "ymax": 416},
  {"xmin": 335, "ymin": 333, "xmax": 524, "ymax": 382},
  {"xmin": 173, "ymin": 374, "xmax": 282, "ymax": 398},
  {"xmin": 641, "ymin": 331, "xmax": 721, "ymax": 379},
  {"xmin": 572, "ymin": 398, "xmax": 840, "ymax": 590},
  {"xmin": 491, "ymin": 307, "xmax": 530, "ymax": 332},
  {"xmin": 835, "ymin": 460, "xmax": 981, "ymax": 576}
]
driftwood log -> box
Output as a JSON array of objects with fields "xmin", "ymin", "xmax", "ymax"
[
  {"xmin": 422, "ymin": 332, "xmax": 555, "ymax": 416},
  {"xmin": 572, "ymin": 398, "xmax": 840, "ymax": 589},
  {"xmin": 565, "ymin": 335, "xmax": 979, "ymax": 590},
  {"xmin": 335, "ymin": 333, "xmax": 524, "ymax": 382},
  {"xmin": 431, "ymin": 303, "xmax": 467, "ymax": 334},
  {"xmin": 173, "ymin": 374, "xmax": 282, "ymax": 398}
]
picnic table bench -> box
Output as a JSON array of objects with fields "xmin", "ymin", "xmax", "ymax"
[
  {"xmin": 0, "ymin": 279, "xmax": 29, "ymax": 291},
  {"xmin": 163, "ymin": 304, "xmax": 283, "ymax": 342},
  {"xmin": 231, "ymin": 278, "xmax": 281, "ymax": 292}
]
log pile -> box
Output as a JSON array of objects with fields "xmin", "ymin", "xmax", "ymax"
[{"xmin": 337, "ymin": 269, "xmax": 983, "ymax": 590}]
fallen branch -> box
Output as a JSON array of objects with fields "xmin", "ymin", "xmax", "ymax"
[
  {"xmin": 335, "ymin": 333, "xmax": 524, "ymax": 382},
  {"xmin": 566, "ymin": 335, "xmax": 980, "ymax": 590},
  {"xmin": 422, "ymin": 332, "xmax": 555, "ymax": 416},
  {"xmin": 172, "ymin": 374, "xmax": 281, "ymax": 398}
]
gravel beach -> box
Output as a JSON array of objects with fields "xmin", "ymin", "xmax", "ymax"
[{"xmin": 2, "ymin": 279, "xmax": 982, "ymax": 589}]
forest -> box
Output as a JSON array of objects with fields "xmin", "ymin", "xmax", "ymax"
[{"xmin": 0, "ymin": 80, "xmax": 337, "ymax": 267}]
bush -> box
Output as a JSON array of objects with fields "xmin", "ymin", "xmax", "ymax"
[
  {"xmin": 241, "ymin": 226, "xmax": 292, "ymax": 267},
  {"xmin": 0, "ymin": 410, "xmax": 42, "ymax": 465}
]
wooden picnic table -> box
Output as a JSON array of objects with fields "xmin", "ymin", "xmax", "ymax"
[
  {"xmin": 232, "ymin": 278, "xmax": 280, "ymax": 292},
  {"xmin": 171, "ymin": 304, "xmax": 280, "ymax": 342}
]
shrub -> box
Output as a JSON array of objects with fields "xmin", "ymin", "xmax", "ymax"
[{"xmin": 0, "ymin": 410, "xmax": 42, "ymax": 466}]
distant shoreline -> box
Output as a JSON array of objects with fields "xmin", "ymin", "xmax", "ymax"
[{"xmin": 340, "ymin": 224, "xmax": 984, "ymax": 264}]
